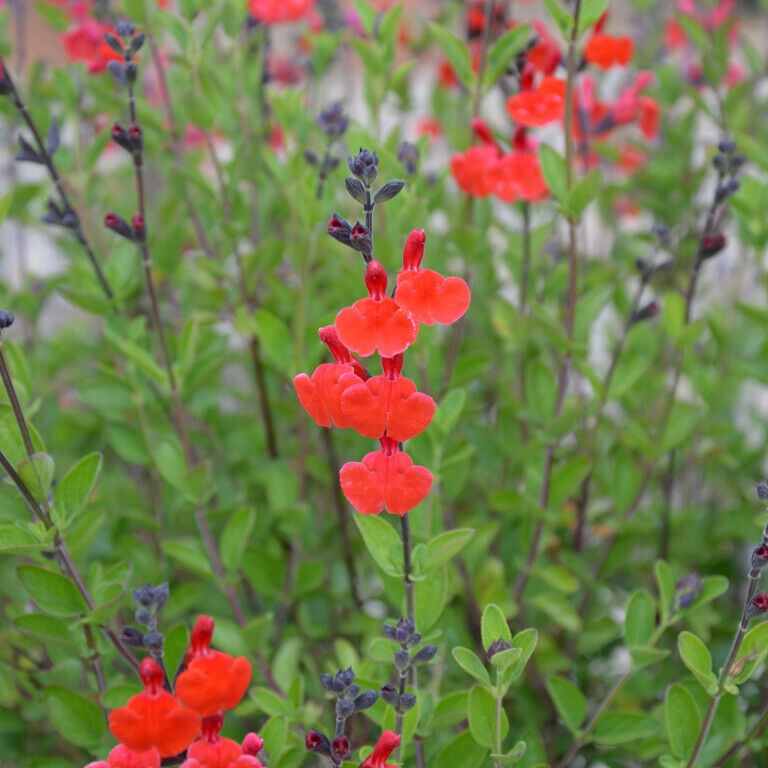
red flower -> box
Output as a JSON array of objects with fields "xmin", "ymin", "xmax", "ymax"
[
  {"xmin": 86, "ymin": 745, "xmax": 161, "ymax": 768},
  {"xmin": 490, "ymin": 152, "xmax": 548, "ymax": 203},
  {"xmin": 527, "ymin": 21, "xmax": 561, "ymax": 75},
  {"xmin": 450, "ymin": 145, "xmax": 499, "ymax": 197},
  {"xmin": 585, "ymin": 34, "xmax": 634, "ymax": 69},
  {"xmin": 175, "ymin": 616, "xmax": 252, "ymax": 717},
  {"xmin": 340, "ymin": 354, "xmax": 435, "ymax": 442},
  {"xmin": 362, "ymin": 731, "xmax": 401, "ymax": 768},
  {"xmin": 394, "ymin": 230, "xmax": 471, "ymax": 326},
  {"xmin": 340, "ymin": 438, "xmax": 432, "ymax": 516},
  {"xmin": 62, "ymin": 19, "xmax": 123, "ymax": 73},
  {"xmin": 109, "ymin": 658, "xmax": 201, "ymax": 757},
  {"xmin": 249, "ymin": 0, "xmax": 313, "ymax": 23},
  {"xmin": 335, "ymin": 260, "xmax": 418, "ymax": 358},
  {"xmin": 507, "ymin": 77, "xmax": 566, "ymax": 127},
  {"xmin": 182, "ymin": 716, "xmax": 264, "ymax": 768}
]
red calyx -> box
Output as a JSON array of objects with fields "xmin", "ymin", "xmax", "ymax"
[
  {"xmin": 471, "ymin": 117, "xmax": 495, "ymax": 148},
  {"xmin": 402, "ymin": 229, "xmax": 426, "ymax": 271},
  {"xmin": 365, "ymin": 260, "xmax": 388, "ymax": 300},
  {"xmin": 138, "ymin": 657, "xmax": 164, "ymax": 694},
  {"xmin": 753, "ymin": 592, "xmax": 768, "ymax": 613},
  {"xmin": 200, "ymin": 713, "xmax": 225, "ymax": 743},
  {"xmin": 331, "ymin": 736, "xmax": 351, "ymax": 761},
  {"xmin": 189, "ymin": 615, "xmax": 214, "ymax": 657},
  {"xmin": 242, "ymin": 733, "xmax": 264, "ymax": 757},
  {"xmin": 756, "ymin": 545, "xmax": 768, "ymax": 560},
  {"xmin": 379, "ymin": 436, "xmax": 399, "ymax": 456},
  {"xmin": 318, "ymin": 325, "xmax": 352, "ymax": 364},
  {"xmin": 381, "ymin": 354, "xmax": 404, "ymax": 381}
]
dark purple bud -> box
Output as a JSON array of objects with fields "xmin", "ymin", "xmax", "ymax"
[
  {"xmin": 120, "ymin": 626, "xmax": 145, "ymax": 647},
  {"xmin": 104, "ymin": 212, "xmax": 134, "ymax": 240},
  {"xmin": 111, "ymin": 123, "xmax": 133, "ymax": 152},
  {"xmin": 335, "ymin": 697, "xmax": 355, "ymax": 719},
  {"xmin": 331, "ymin": 736, "xmax": 351, "ymax": 762},
  {"xmin": 116, "ymin": 18, "xmax": 136, "ymax": 39},
  {"xmin": 327, "ymin": 213, "xmax": 353, "ymax": 247},
  {"xmin": 0, "ymin": 311, "xmax": 14, "ymax": 330},
  {"xmin": 304, "ymin": 149, "xmax": 318, "ymax": 166},
  {"xmin": 124, "ymin": 62, "xmax": 138, "ymax": 84},
  {"xmin": 676, "ymin": 573, "xmax": 703, "ymax": 609},
  {"xmin": 394, "ymin": 649, "xmax": 410, "ymax": 671},
  {"xmin": 104, "ymin": 33, "xmax": 124, "ymax": 56},
  {"xmin": 412, "ymin": 645, "xmax": 438, "ymax": 665},
  {"xmin": 486, "ymin": 639, "xmax": 512, "ymax": 661},
  {"xmin": 337, "ymin": 667, "xmax": 355, "ymax": 687},
  {"xmin": 128, "ymin": 33, "xmax": 146, "ymax": 56},
  {"xmin": 128, "ymin": 124, "xmax": 144, "ymax": 153},
  {"xmin": 383, "ymin": 623, "xmax": 397, "ymax": 640},
  {"xmin": 143, "ymin": 631, "xmax": 164, "ymax": 654},
  {"xmin": 354, "ymin": 690, "xmax": 378, "ymax": 711},
  {"xmin": 374, "ymin": 179, "xmax": 405, "ymax": 204},
  {"xmin": 16, "ymin": 136, "xmax": 43, "ymax": 164},
  {"xmin": 350, "ymin": 221, "xmax": 372, "ymax": 259},
  {"xmin": 397, "ymin": 141, "xmax": 419, "ymax": 175},
  {"xmin": 747, "ymin": 592, "xmax": 768, "ymax": 621},
  {"xmin": 345, "ymin": 176, "xmax": 367, "ymax": 205},
  {"xmin": 630, "ymin": 300, "xmax": 660, "ymax": 325},
  {"xmin": 380, "ymin": 683, "xmax": 398, "ymax": 707},
  {"xmin": 348, "ymin": 148, "xmax": 378, "ymax": 186},
  {"xmin": 399, "ymin": 693, "xmax": 417, "ymax": 711},
  {"xmin": 757, "ymin": 483, "xmax": 768, "ymax": 502},
  {"xmin": 701, "ymin": 234, "xmax": 726, "ymax": 259},
  {"xmin": 320, "ymin": 672, "xmax": 336, "ymax": 691},
  {"xmin": 131, "ymin": 214, "xmax": 146, "ymax": 241},
  {"xmin": 0, "ymin": 58, "xmax": 12, "ymax": 96},
  {"xmin": 108, "ymin": 60, "xmax": 128, "ymax": 87},
  {"xmin": 305, "ymin": 729, "xmax": 331, "ymax": 755},
  {"xmin": 317, "ymin": 102, "xmax": 348, "ymax": 137},
  {"xmin": 404, "ymin": 632, "xmax": 422, "ymax": 649},
  {"xmin": 717, "ymin": 139, "xmax": 736, "ymax": 154}
]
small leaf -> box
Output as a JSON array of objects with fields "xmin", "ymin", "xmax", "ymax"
[
  {"xmin": 55, "ymin": 453, "xmax": 102, "ymax": 523},
  {"xmin": 678, "ymin": 631, "xmax": 717, "ymax": 693},
  {"xmin": 655, "ymin": 560, "xmax": 675, "ymax": 624},
  {"xmin": 452, "ymin": 646, "xmax": 491, "ymax": 688},
  {"xmin": 542, "ymin": 0, "xmax": 573, "ymax": 35},
  {"xmin": 422, "ymin": 528, "xmax": 475, "ymax": 573},
  {"xmin": 45, "ymin": 686, "xmax": 105, "ymax": 747},
  {"xmin": 468, "ymin": 685, "xmax": 508, "ymax": 749},
  {"xmin": 592, "ymin": 711, "xmax": 659, "ymax": 745},
  {"xmin": 17, "ymin": 565, "xmax": 87, "ymax": 617},
  {"xmin": 731, "ymin": 619, "xmax": 768, "ymax": 684},
  {"xmin": 565, "ymin": 169, "xmax": 601, "ymax": 217},
  {"xmin": 430, "ymin": 23, "xmax": 474, "ymax": 89},
  {"xmin": 507, "ymin": 628, "xmax": 538, "ymax": 682},
  {"xmin": 481, "ymin": 603, "xmax": 512, "ymax": 650},
  {"xmin": 484, "ymin": 25, "xmax": 531, "ymax": 87},
  {"xmin": 17, "ymin": 452, "xmax": 55, "ymax": 501},
  {"xmin": 354, "ymin": 515, "xmax": 403, "ymax": 577},
  {"xmin": 545, "ymin": 677, "xmax": 587, "ymax": 734},
  {"xmin": 578, "ymin": 0, "xmax": 611, "ymax": 35},
  {"xmin": 666, "ymin": 684, "xmax": 701, "ymax": 759},
  {"xmin": 538, "ymin": 145, "xmax": 567, "ymax": 203},
  {"xmin": 220, "ymin": 508, "xmax": 256, "ymax": 571},
  {"xmin": 624, "ymin": 590, "xmax": 656, "ymax": 648},
  {"xmin": 433, "ymin": 388, "xmax": 466, "ymax": 435}
]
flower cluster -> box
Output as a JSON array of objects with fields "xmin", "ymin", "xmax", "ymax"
[
  {"xmin": 86, "ymin": 616, "xmax": 259, "ymax": 768},
  {"xmin": 294, "ymin": 149, "xmax": 470, "ymax": 517}
]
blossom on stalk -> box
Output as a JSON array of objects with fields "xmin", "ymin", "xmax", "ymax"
[
  {"xmin": 506, "ymin": 76, "xmax": 566, "ymax": 127},
  {"xmin": 361, "ymin": 731, "xmax": 401, "ymax": 768},
  {"xmin": 249, "ymin": 0, "xmax": 313, "ymax": 23},
  {"xmin": 182, "ymin": 715, "xmax": 264, "ymax": 768},
  {"xmin": 175, "ymin": 616, "xmax": 252, "ymax": 717},
  {"xmin": 108, "ymin": 658, "xmax": 201, "ymax": 757},
  {"xmin": 85, "ymin": 745, "xmax": 160, "ymax": 768}
]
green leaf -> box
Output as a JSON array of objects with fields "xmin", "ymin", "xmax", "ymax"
[
  {"xmin": 666, "ymin": 684, "xmax": 701, "ymax": 759},
  {"xmin": 422, "ymin": 528, "xmax": 475, "ymax": 573},
  {"xmin": 14, "ymin": 614, "xmax": 75, "ymax": 644},
  {"xmin": 491, "ymin": 741, "xmax": 527, "ymax": 766},
  {"xmin": 484, "ymin": 25, "xmax": 532, "ymax": 88},
  {"xmin": 538, "ymin": 145, "xmax": 568, "ymax": 203},
  {"xmin": 545, "ymin": 677, "xmax": 587, "ymax": 734},
  {"xmin": 430, "ymin": 24, "xmax": 474, "ymax": 90},
  {"xmin": 507, "ymin": 628, "xmax": 538, "ymax": 682},
  {"xmin": 0, "ymin": 523, "xmax": 45, "ymax": 553},
  {"xmin": 624, "ymin": 590, "xmax": 656, "ymax": 648},
  {"xmin": 55, "ymin": 453, "xmax": 102, "ymax": 523},
  {"xmin": 44, "ymin": 686, "xmax": 105, "ymax": 747},
  {"xmin": 220, "ymin": 507, "xmax": 256, "ymax": 571},
  {"xmin": 433, "ymin": 730, "xmax": 488, "ymax": 768},
  {"xmin": 17, "ymin": 566, "xmax": 87, "ymax": 617},
  {"xmin": 732, "ymin": 619, "xmax": 768, "ymax": 684},
  {"xmin": 468, "ymin": 685, "xmax": 508, "ymax": 749},
  {"xmin": 481, "ymin": 603, "xmax": 512, "ymax": 651},
  {"xmin": 565, "ymin": 169, "xmax": 601, "ymax": 217},
  {"xmin": 592, "ymin": 711, "xmax": 659, "ymax": 745},
  {"xmin": 433, "ymin": 388, "xmax": 467, "ymax": 436},
  {"xmin": 678, "ymin": 631, "xmax": 717, "ymax": 694},
  {"xmin": 353, "ymin": 515, "xmax": 403, "ymax": 577},
  {"xmin": 17, "ymin": 452, "xmax": 55, "ymax": 502},
  {"xmin": 542, "ymin": 0, "xmax": 573, "ymax": 35},
  {"xmin": 452, "ymin": 646, "xmax": 492, "ymax": 688},
  {"xmin": 578, "ymin": 0, "xmax": 611, "ymax": 34}
]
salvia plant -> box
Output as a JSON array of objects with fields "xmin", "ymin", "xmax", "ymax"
[{"xmin": 2, "ymin": 1, "xmax": 768, "ymax": 767}]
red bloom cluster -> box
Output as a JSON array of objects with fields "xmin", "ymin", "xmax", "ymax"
[
  {"xmin": 86, "ymin": 617, "xmax": 260, "ymax": 768},
  {"xmin": 451, "ymin": 120, "xmax": 548, "ymax": 203},
  {"xmin": 63, "ymin": 19, "xmax": 123, "ymax": 73},
  {"xmin": 295, "ymin": 229, "xmax": 470, "ymax": 517},
  {"xmin": 248, "ymin": 0, "xmax": 313, "ymax": 23}
]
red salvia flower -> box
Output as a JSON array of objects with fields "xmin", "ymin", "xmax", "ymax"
[
  {"xmin": 175, "ymin": 616, "xmax": 252, "ymax": 717},
  {"xmin": 339, "ymin": 437, "xmax": 433, "ymax": 516},
  {"xmin": 490, "ymin": 152, "xmax": 549, "ymax": 202},
  {"xmin": 62, "ymin": 19, "xmax": 123, "ymax": 73},
  {"xmin": 340, "ymin": 353, "xmax": 435, "ymax": 442},
  {"xmin": 361, "ymin": 731, "xmax": 401, "ymax": 768},
  {"xmin": 248, "ymin": 0, "xmax": 313, "ymax": 23},
  {"xmin": 86, "ymin": 745, "xmax": 161, "ymax": 768},
  {"xmin": 335, "ymin": 260, "xmax": 418, "ymax": 358},
  {"xmin": 507, "ymin": 76, "xmax": 566, "ymax": 127},
  {"xmin": 585, "ymin": 34, "xmax": 634, "ymax": 69},
  {"xmin": 450, "ymin": 145, "xmax": 499, "ymax": 197},
  {"xmin": 182, "ymin": 715, "xmax": 264, "ymax": 768},
  {"xmin": 527, "ymin": 20, "xmax": 561, "ymax": 74},
  {"xmin": 394, "ymin": 230, "xmax": 471, "ymax": 326},
  {"xmin": 109, "ymin": 658, "xmax": 201, "ymax": 757}
]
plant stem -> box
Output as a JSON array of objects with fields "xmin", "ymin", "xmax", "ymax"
[
  {"xmin": 513, "ymin": 0, "xmax": 582, "ymax": 605},
  {"xmin": 401, "ymin": 513, "xmax": 414, "ymax": 618},
  {"xmin": 517, "ymin": 202, "xmax": 532, "ymax": 444},
  {"xmin": 713, "ymin": 702, "xmax": 768, "ymax": 767},
  {"xmin": 493, "ymin": 670, "xmax": 504, "ymax": 768},
  {"xmin": 471, "ymin": 0, "xmax": 496, "ymax": 118},
  {"xmin": 683, "ymin": 522, "xmax": 768, "ymax": 768},
  {"xmin": 5, "ymin": 68, "xmax": 113, "ymax": 299}
]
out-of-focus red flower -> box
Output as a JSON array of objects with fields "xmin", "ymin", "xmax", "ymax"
[
  {"xmin": 335, "ymin": 260, "xmax": 418, "ymax": 358},
  {"xmin": 361, "ymin": 731, "xmax": 402, "ymax": 768},
  {"xmin": 507, "ymin": 77, "xmax": 566, "ymax": 127},
  {"xmin": 182, "ymin": 716, "xmax": 264, "ymax": 768},
  {"xmin": 665, "ymin": 19, "xmax": 687, "ymax": 49},
  {"xmin": 109, "ymin": 659, "xmax": 201, "ymax": 757},
  {"xmin": 249, "ymin": 0, "xmax": 312, "ymax": 23},
  {"xmin": 340, "ymin": 353, "xmax": 435, "ymax": 441},
  {"xmin": 618, "ymin": 145, "xmax": 647, "ymax": 172},
  {"xmin": 585, "ymin": 34, "xmax": 633, "ymax": 69},
  {"xmin": 417, "ymin": 118, "xmax": 442, "ymax": 139},
  {"xmin": 175, "ymin": 617, "xmax": 252, "ymax": 717},
  {"xmin": 490, "ymin": 152, "xmax": 549, "ymax": 202},
  {"xmin": 528, "ymin": 20, "xmax": 561, "ymax": 75},
  {"xmin": 340, "ymin": 438, "xmax": 432, "ymax": 516},
  {"xmin": 394, "ymin": 229, "xmax": 471, "ymax": 326},
  {"xmin": 450, "ymin": 145, "xmax": 499, "ymax": 197},
  {"xmin": 62, "ymin": 19, "xmax": 123, "ymax": 73},
  {"xmin": 438, "ymin": 59, "xmax": 459, "ymax": 89},
  {"xmin": 86, "ymin": 745, "xmax": 161, "ymax": 768}
]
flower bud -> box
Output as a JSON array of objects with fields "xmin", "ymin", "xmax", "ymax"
[
  {"xmin": 111, "ymin": 123, "xmax": 133, "ymax": 152},
  {"xmin": 676, "ymin": 573, "xmax": 703, "ymax": 609},
  {"xmin": 350, "ymin": 221, "xmax": 372, "ymax": 260},
  {"xmin": 383, "ymin": 623, "xmax": 397, "ymax": 640},
  {"xmin": 327, "ymin": 213, "xmax": 353, "ymax": 247},
  {"xmin": 374, "ymin": 179, "xmax": 405, "ymax": 204},
  {"xmin": 317, "ymin": 102, "xmax": 348, "ymax": 137},
  {"xmin": 747, "ymin": 592, "xmax": 768, "ymax": 621},
  {"xmin": 336, "ymin": 696, "xmax": 355, "ymax": 719},
  {"xmin": 757, "ymin": 482, "xmax": 768, "ymax": 502},
  {"xmin": 0, "ymin": 310, "xmax": 15, "ymax": 330},
  {"xmin": 116, "ymin": 18, "xmax": 136, "ymax": 39},
  {"xmin": 380, "ymin": 683, "xmax": 398, "ymax": 707},
  {"xmin": 242, "ymin": 733, "xmax": 264, "ymax": 757},
  {"xmin": 397, "ymin": 141, "xmax": 419, "ymax": 175},
  {"xmin": 348, "ymin": 148, "xmax": 378, "ymax": 186},
  {"xmin": 0, "ymin": 58, "xmax": 13, "ymax": 96},
  {"xmin": 331, "ymin": 736, "xmax": 351, "ymax": 762},
  {"xmin": 630, "ymin": 300, "xmax": 660, "ymax": 325},
  {"xmin": 131, "ymin": 214, "xmax": 146, "ymax": 241},
  {"xmin": 394, "ymin": 649, "xmax": 410, "ymax": 671},
  {"xmin": 752, "ymin": 545, "xmax": 768, "ymax": 569},
  {"xmin": 128, "ymin": 124, "xmax": 144, "ymax": 153},
  {"xmin": 486, "ymin": 639, "xmax": 512, "ymax": 661},
  {"xmin": 120, "ymin": 626, "xmax": 145, "ymax": 647},
  {"xmin": 143, "ymin": 631, "xmax": 164, "ymax": 654},
  {"xmin": 412, "ymin": 645, "xmax": 438, "ymax": 665},
  {"xmin": 354, "ymin": 690, "xmax": 378, "ymax": 711},
  {"xmin": 104, "ymin": 212, "xmax": 134, "ymax": 240},
  {"xmin": 305, "ymin": 729, "xmax": 331, "ymax": 755},
  {"xmin": 337, "ymin": 667, "xmax": 355, "ymax": 687},
  {"xmin": 345, "ymin": 176, "xmax": 367, "ymax": 204},
  {"xmin": 701, "ymin": 234, "xmax": 726, "ymax": 259},
  {"xmin": 399, "ymin": 693, "xmax": 417, "ymax": 711}
]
